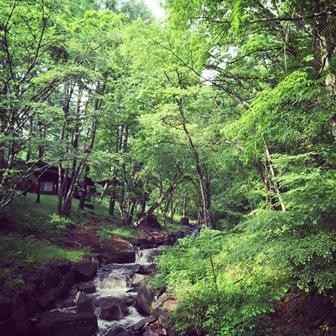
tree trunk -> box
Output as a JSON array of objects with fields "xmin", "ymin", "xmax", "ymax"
[
  {"xmin": 263, "ymin": 141, "xmax": 286, "ymax": 211},
  {"xmin": 57, "ymin": 83, "xmax": 73, "ymax": 215},
  {"xmin": 312, "ymin": 0, "xmax": 336, "ymax": 90},
  {"xmin": 182, "ymin": 196, "xmax": 188, "ymax": 217},
  {"xmin": 79, "ymin": 79, "xmax": 105, "ymax": 209},
  {"xmin": 35, "ymin": 127, "xmax": 44, "ymax": 203},
  {"xmin": 170, "ymin": 200, "xmax": 177, "ymax": 221},
  {"xmin": 108, "ymin": 177, "xmax": 117, "ymax": 216},
  {"xmin": 176, "ymin": 97, "xmax": 214, "ymax": 227},
  {"xmin": 134, "ymin": 176, "xmax": 185, "ymax": 226}
]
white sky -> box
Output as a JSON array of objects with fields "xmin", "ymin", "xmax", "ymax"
[{"xmin": 143, "ymin": 0, "xmax": 165, "ymax": 19}]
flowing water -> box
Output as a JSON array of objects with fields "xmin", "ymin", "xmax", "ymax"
[
  {"xmin": 55, "ymin": 247, "xmax": 165, "ymax": 336},
  {"xmin": 94, "ymin": 247, "xmax": 164, "ymax": 335}
]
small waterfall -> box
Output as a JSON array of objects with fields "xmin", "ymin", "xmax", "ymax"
[
  {"xmin": 93, "ymin": 247, "xmax": 165, "ymax": 335},
  {"xmin": 53, "ymin": 245, "xmax": 167, "ymax": 336},
  {"xmin": 135, "ymin": 246, "xmax": 165, "ymax": 265}
]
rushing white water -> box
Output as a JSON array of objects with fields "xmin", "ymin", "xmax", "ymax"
[
  {"xmin": 135, "ymin": 246, "xmax": 165, "ymax": 265},
  {"xmin": 93, "ymin": 247, "xmax": 165, "ymax": 336},
  {"xmin": 52, "ymin": 246, "xmax": 166, "ymax": 336}
]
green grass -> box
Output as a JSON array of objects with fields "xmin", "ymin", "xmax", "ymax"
[
  {"xmin": 0, "ymin": 233, "xmax": 84, "ymax": 265},
  {"xmin": 99, "ymin": 225, "xmax": 139, "ymax": 240},
  {"xmin": 0, "ymin": 233, "xmax": 84, "ymax": 292},
  {"xmin": 2, "ymin": 193, "xmax": 119, "ymax": 235}
]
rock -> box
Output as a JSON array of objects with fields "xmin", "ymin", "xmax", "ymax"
[
  {"xmin": 36, "ymin": 289, "xmax": 56, "ymax": 310},
  {"xmin": 152, "ymin": 291, "xmax": 177, "ymax": 312},
  {"xmin": 77, "ymin": 281, "xmax": 96, "ymax": 294},
  {"xmin": 42, "ymin": 266, "xmax": 63, "ymax": 290},
  {"xmin": 180, "ymin": 217, "xmax": 190, "ymax": 226},
  {"xmin": 105, "ymin": 326, "xmax": 130, "ymax": 336},
  {"xmin": 34, "ymin": 311, "xmax": 98, "ymax": 336},
  {"xmin": 19, "ymin": 288, "xmax": 39, "ymax": 317},
  {"xmin": 152, "ymin": 308, "xmax": 170, "ymax": 327},
  {"xmin": 102, "ymin": 250, "xmax": 135, "ymax": 264},
  {"xmin": 122, "ymin": 297, "xmax": 134, "ymax": 306},
  {"xmin": 185, "ymin": 327, "xmax": 200, "ymax": 336},
  {"xmin": 137, "ymin": 264, "xmax": 157, "ymax": 275},
  {"xmin": 135, "ymin": 285, "xmax": 154, "ymax": 316},
  {"xmin": 132, "ymin": 273, "xmax": 150, "ymax": 287},
  {"xmin": 142, "ymin": 323, "xmax": 167, "ymax": 336},
  {"xmin": 56, "ymin": 262, "xmax": 72, "ymax": 275},
  {"xmin": 130, "ymin": 315, "xmax": 157, "ymax": 332},
  {"xmin": 0, "ymin": 318, "xmax": 33, "ymax": 336},
  {"xmin": 75, "ymin": 291, "xmax": 94, "ymax": 313},
  {"xmin": 98, "ymin": 298, "xmax": 128, "ymax": 321},
  {"xmin": 99, "ymin": 239, "xmax": 136, "ymax": 264},
  {"xmin": 139, "ymin": 214, "xmax": 162, "ymax": 229},
  {"xmin": 58, "ymin": 270, "xmax": 75, "ymax": 298},
  {"xmin": 0, "ymin": 296, "xmax": 32, "ymax": 336},
  {"xmin": 0, "ymin": 297, "xmax": 13, "ymax": 321},
  {"xmin": 73, "ymin": 260, "xmax": 97, "ymax": 282},
  {"xmin": 77, "ymin": 300, "xmax": 94, "ymax": 314}
]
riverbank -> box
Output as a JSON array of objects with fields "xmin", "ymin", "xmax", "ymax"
[
  {"xmin": 0, "ymin": 194, "xmax": 196, "ymax": 336},
  {"xmin": 0, "ymin": 230, "xmax": 195, "ymax": 336}
]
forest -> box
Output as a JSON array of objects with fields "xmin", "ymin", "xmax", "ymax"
[{"xmin": 0, "ymin": 0, "xmax": 336, "ymax": 335}]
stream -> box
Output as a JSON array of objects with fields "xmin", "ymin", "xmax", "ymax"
[{"xmin": 56, "ymin": 247, "xmax": 165, "ymax": 336}]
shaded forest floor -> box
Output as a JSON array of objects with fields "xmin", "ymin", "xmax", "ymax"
[
  {"xmin": 0, "ymin": 193, "xmax": 185, "ymax": 294},
  {"xmin": 1, "ymin": 195, "xmax": 334, "ymax": 335}
]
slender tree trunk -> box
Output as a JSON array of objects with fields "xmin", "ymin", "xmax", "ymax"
[
  {"xmin": 182, "ymin": 196, "xmax": 188, "ymax": 217},
  {"xmin": 126, "ymin": 201, "xmax": 136, "ymax": 225},
  {"xmin": 108, "ymin": 177, "xmax": 117, "ymax": 216},
  {"xmin": 120, "ymin": 124, "xmax": 129, "ymax": 223},
  {"xmin": 61, "ymin": 87, "xmax": 85, "ymax": 216},
  {"xmin": 170, "ymin": 200, "xmax": 177, "ymax": 221},
  {"xmin": 135, "ymin": 176, "xmax": 185, "ymax": 226},
  {"xmin": 140, "ymin": 191, "xmax": 149, "ymax": 216},
  {"xmin": 108, "ymin": 125, "xmax": 122, "ymax": 216},
  {"xmin": 263, "ymin": 141, "xmax": 286, "ymax": 211},
  {"xmin": 79, "ymin": 79, "xmax": 105, "ymax": 209},
  {"xmin": 35, "ymin": 126, "xmax": 44, "ymax": 203},
  {"xmin": 177, "ymin": 98, "xmax": 214, "ymax": 227},
  {"xmin": 57, "ymin": 83, "xmax": 73, "ymax": 215},
  {"xmin": 312, "ymin": 0, "xmax": 336, "ymax": 90}
]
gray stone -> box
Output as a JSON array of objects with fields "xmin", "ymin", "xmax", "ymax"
[
  {"xmin": 35, "ymin": 311, "xmax": 98, "ymax": 336},
  {"xmin": 135, "ymin": 285, "xmax": 154, "ymax": 316}
]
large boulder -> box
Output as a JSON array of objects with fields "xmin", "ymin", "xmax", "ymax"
[
  {"xmin": 99, "ymin": 238, "xmax": 136, "ymax": 264},
  {"xmin": 58, "ymin": 270, "xmax": 76, "ymax": 298},
  {"xmin": 76, "ymin": 281, "xmax": 96, "ymax": 294},
  {"xmin": 35, "ymin": 311, "xmax": 98, "ymax": 336},
  {"xmin": 137, "ymin": 264, "xmax": 158, "ymax": 275},
  {"xmin": 132, "ymin": 273, "xmax": 150, "ymax": 288},
  {"xmin": 41, "ymin": 265, "xmax": 63, "ymax": 290},
  {"xmin": 55, "ymin": 262, "xmax": 72, "ymax": 275},
  {"xmin": 73, "ymin": 260, "xmax": 97, "ymax": 282},
  {"xmin": 105, "ymin": 327, "xmax": 130, "ymax": 336},
  {"xmin": 129, "ymin": 315, "xmax": 157, "ymax": 333},
  {"xmin": 98, "ymin": 298, "xmax": 128, "ymax": 321},
  {"xmin": 179, "ymin": 217, "xmax": 190, "ymax": 226},
  {"xmin": 36, "ymin": 289, "xmax": 56, "ymax": 310},
  {"xmin": 0, "ymin": 297, "xmax": 13, "ymax": 321},
  {"xmin": 0, "ymin": 296, "xmax": 32, "ymax": 336},
  {"xmin": 139, "ymin": 214, "xmax": 162, "ymax": 230},
  {"xmin": 75, "ymin": 292, "xmax": 94, "ymax": 314},
  {"xmin": 135, "ymin": 285, "xmax": 154, "ymax": 316},
  {"xmin": 142, "ymin": 323, "xmax": 168, "ymax": 336}
]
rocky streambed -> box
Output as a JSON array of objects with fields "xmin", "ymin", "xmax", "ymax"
[
  {"xmin": 53, "ymin": 247, "xmax": 168, "ymax": 336},
  {"xmin": 0, "ymin": 227, "xmax": 198, "ymax": 336}
]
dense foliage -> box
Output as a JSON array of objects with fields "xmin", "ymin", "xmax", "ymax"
[{"xmin": 1, "ymin": 0, "xmax": 336, "ymax": 334}]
